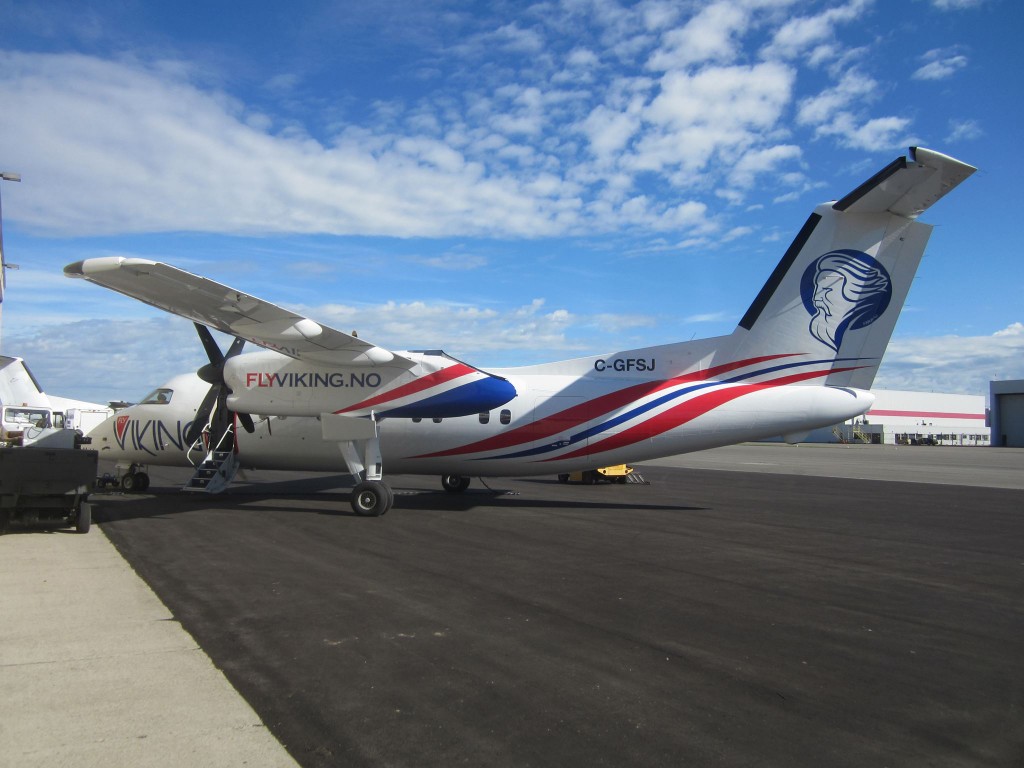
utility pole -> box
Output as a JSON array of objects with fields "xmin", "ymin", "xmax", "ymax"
[{"xmin": 0, "ymin": 171, "xmax": 23, "ymax": 354}]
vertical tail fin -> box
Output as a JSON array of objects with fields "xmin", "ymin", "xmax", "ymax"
[{"xmin": 724, "ymin": 147, "xmax": 975, "ymax": 389}]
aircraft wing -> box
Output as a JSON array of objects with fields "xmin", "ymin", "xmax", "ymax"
[{"xmin": 64, "ymin": 257, "xmax": 415, "ymax": 368}]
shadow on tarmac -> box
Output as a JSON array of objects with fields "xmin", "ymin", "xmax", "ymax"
[{"xmin": 91, "ymin": 469, "xmax": 705, "ymax": 523}]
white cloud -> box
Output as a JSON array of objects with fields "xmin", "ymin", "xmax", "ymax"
[
  {"xmin": 647, "ymin": 1, "xmax": 751, "ymax": 70},
  {"xmin": 930, "ymin": 0, "xmax": 984, "ymax": 9},
  {"xmin": 0, "ymin": 52, "xmax": 580, "ymax": 239},
  {"xmin": 796, "ymin": 70, "xmax": 877, "ymax": 126},
  {"xmin": 579, "ymin": 102, "xmax": 644, "ymax": 163},
  {"xmin": 727, "ymin": 144, "xmax": 802, "ymax": 189},
  {"xmin": 721, "ymin": 225, "xmax": 753, "ymax": 242},
  {"xmin": 912, "ymin": 50, "xmax": 968, "ymax": 81},
  {"xmin": 628, "ymin": 61, "xmax": 795, "ymax": 179},
  {"xmin": 8, "ymin": 294, "xmax": 668, "ymax": 403},
  {"xmin": 0, "ymin": 48, "xmax": 806, "ymax": 242},
  {"xmin": 830, "ymin": 115, "xmax": 914, "ymax": 151},
  {"xmin": 5, "ymin": 317, "xmax": 209, "ymax": 404},
  {"xmin": 490, "ymin": 22, "xmax": 546, "ymax": 54},
  {"xmin": 994, "ymin": 322, "xmax": 1024, "ymax": 337},
  {"xmin": 0, "ymin": 0, "xmax": 928, "ymax": 248},
  {"xmin": 683, "ymin": 311, "xmax": 731, "ymax": 324},
  {"xmin": 796, "ymin": 70, "xmax": 912, "ymax": 150},
  {"xmin": 761, "ymin": 0, "xmax": 872, "ymax": 61},
  {"xmin": 876, "ymin": 324, "xmax": 1024, "ymax": 395},
  {"xmin": 946, "ymin": 118, "xmax": 983, "ymax": 143},
  {"xmin": 566, "ymin": 47, "xmax": 600, "ymax": 69},
  {"xmin": 418, "ymin": 252, "xmax": 489, "ymax": 271},
  {"xmin": 648, "ymin": 63, "xmax": 793, "ymax": 132}
]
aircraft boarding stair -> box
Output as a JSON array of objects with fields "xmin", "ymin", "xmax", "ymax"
[{"xmin": 183, "ymin": 427, "xmax": 240, "ymax": 493}]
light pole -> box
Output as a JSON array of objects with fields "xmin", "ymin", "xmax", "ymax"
[{"xmin": 0, "ymin": 171, "xmax": 22, "ymax": 353}]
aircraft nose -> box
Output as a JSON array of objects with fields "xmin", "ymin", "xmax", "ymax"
[{"xmin": 86, "ymin": 411, "xmax": 122, "ymax": 451}]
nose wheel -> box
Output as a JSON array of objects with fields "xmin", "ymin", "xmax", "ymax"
[
  {"xmin": 351, "ymin": 480, "xmax": 393, "ymax": 516},
  {"xmin": 120, "ymin": 467, "xmax": 150, "ymax": 493}
]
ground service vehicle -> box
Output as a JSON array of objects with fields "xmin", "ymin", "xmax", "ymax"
[{"xmin": 0, "ymin": 447, "xmax": 97, "ymax": 534}]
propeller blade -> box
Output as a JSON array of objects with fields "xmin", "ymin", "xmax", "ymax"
[
  {"xmin": 237, "ymin": 412, "xmax": 256, "ymax": 433},
  {"xmin": 225, "ymin": 335, "xmax": 246, "ymax": 358},
  {"xmin": 185, "ymin": 384, "xmax": 221, "ymax": 444},
  {"xmin": 194, "ymin": 323, "xmax": 224, "ymax": 367}
]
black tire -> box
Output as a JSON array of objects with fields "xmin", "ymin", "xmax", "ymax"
[
  {"xmin": 351, "ymin": 481, "xmax": 391, "ymax": 516},
  {"xmin": 136, "ymin": 473, "xmax": 151, "ymax": 492},
  {"xmin": 76, "ymin": 502, "xmax": 92, "ymax": 534},
  {"xmin": 557, "ymin": 474, "xmax": 569, "ymax": 483},
  {"xmin": 121, "ymin": 473, "xmax": 138, "ymax": 492},
  {"xmin": 441, "ymin": 474, "xmax": 471, "ymax": 493}
]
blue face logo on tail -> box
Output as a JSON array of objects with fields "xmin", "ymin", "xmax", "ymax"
[{"xmin": 800, "ymin": 249, "xmax": 892, "ymax": 352}]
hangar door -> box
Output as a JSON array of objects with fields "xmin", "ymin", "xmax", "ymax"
[{"xmin": 996, "ymin": 393, "xmax": 1024, "ymax": 447}]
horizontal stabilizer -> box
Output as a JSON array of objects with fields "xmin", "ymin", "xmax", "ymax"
[{"xmin": 832, "ymin": 147, "xmax": 976, "ymax": 218}]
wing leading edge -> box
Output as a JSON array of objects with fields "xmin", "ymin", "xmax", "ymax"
[{"xmin": 64, "ymin": 257, "xmax": 415, "ymax": 369}]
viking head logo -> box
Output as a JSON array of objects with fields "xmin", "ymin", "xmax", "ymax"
[{"xmin": 800, "ymin": 249, "xmax": 892, "ymax": 352}]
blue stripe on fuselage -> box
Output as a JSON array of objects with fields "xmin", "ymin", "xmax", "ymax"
[{"xmin": 379, "ymin": 377, "xmax": 517, "ymax": 418}]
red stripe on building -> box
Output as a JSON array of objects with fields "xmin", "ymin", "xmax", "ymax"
[{"xmin": 867, "ymin": 409, "xmax": 985, "ymax": 420}]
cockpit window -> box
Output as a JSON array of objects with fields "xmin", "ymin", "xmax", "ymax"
[
  {"xmin": 4, "ymin": 407, "xmax": 51, "ymax": 427},
  {"xmin": 140, "ymin": 388, "xmax": 173, "ymax": 405}
]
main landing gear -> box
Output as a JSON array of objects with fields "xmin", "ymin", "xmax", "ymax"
[
  {"xmin": 441, "ymin": 474, "xmax": 471, "ymax": 493},
  {"xmin": 351, "ymin": 480, "xmax": 393, "ymax": 517},
  {"xmin": 348, "ymin": 475, "xmax": 472, "ymax": 516},
  {"xmin": 330, "ymin": 414, "xmax": 474, "ymax": 516}
]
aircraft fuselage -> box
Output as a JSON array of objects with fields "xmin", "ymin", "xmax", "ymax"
[{"xmin": 91, "ymin": 340, "xmax": 874, "ymax": 478}]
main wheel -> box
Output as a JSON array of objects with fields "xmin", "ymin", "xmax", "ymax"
[
  {"xmin": 75, "ymin": 502, "xmax": 92, "ymax": 534},
  {"xmin": 121, "ymin": 473, "xmax": 138, "ymax": 492},
  {"xmin": 441, "ymin": 474, "xmax": 471, "ymax": 493},
  {"xmin": 351, "ymin": 481, "xmax": 392, "ymax": 516}
]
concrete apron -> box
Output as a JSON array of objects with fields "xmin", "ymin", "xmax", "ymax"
[{"xmin": 0, "ymin": 525, "xmax": 299, "ymax": 768}]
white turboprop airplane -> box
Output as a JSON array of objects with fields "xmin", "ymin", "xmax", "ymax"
[{"xmin": 68, "ymin": 147, "xmax": 974, "ymax": 515}]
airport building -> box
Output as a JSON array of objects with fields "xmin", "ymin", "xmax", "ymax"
[
  {"xmin": 989, "ymin": 379, "xmax": 1024, "ymax": 448},
  {"xmin": 820, "ymin": 389, "xmax": 989, "ymax": 446}
]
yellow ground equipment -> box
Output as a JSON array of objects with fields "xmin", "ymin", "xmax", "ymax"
[{"xmin": 559, "ymin": 465, "xmax": 635, "ymax": 484}]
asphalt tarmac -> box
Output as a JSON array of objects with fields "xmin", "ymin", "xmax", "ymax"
[{"xmin": 89, "ymin": 448, "xmax": 1023, "ymax": 768}]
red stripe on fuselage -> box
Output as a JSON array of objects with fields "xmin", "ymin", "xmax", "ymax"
[
  {"xmin": 412, "ymin": 353, "xmax": 801, "ymax": 459},
  {"xmin": 336, "ymin": 363, "xmax": 475, "ymax": 414},
  {"xmin": 547, "ymin": 366, "xmax": 863, "ymax": 462}
]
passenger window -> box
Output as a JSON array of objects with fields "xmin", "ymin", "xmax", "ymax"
[
  {"xmin": 433, "ymin": 417, "xmax": 443, "ymax": 424},
  {"xmin": 499, "ymin": 409, "xmax": 511, "ymax": 425},
  {"xmin": 479, "ymin": 412, "xmax": 490, "ymax": 424},
  {"xmin": 412, "ymin": 417, "xmax": 422, "ymax": 423}
]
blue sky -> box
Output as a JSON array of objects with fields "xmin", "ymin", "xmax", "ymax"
[{"xmin": 0, "ymin": 0, "xmax": 1020, "ymax": 405}]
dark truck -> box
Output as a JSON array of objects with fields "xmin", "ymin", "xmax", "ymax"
[{"xmin": 0, "ymin": 447, "xmax": 97, "ymax": 534}]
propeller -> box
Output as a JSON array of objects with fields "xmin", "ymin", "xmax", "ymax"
[{"xmin": 185, "ymin": 323, "xmax": 256, "ymax": 445}]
